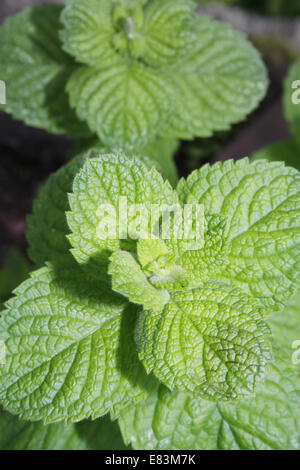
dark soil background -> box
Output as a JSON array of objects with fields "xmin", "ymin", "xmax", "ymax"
[{"xmin": 0, "ymin": 0, "xmax": 299, "ymax": 266}]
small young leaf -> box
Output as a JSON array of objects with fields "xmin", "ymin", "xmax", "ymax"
[
  {"xmin": 0, "ymin": 408, "xmax": 127, "ymax": 450},
  {"xmin": 0, "ymin": 265, "xmax": 155, "ymax": 423},
  {"xmin": 177, "ymin": 158, "xmax": 300, "ymax": 312},
  {"xmin": 67, "ymin": 153, "xmax": 179, "ymax": 278},
  {"xmin": 109, "ymin": 251, "xmax": 170, "ymax": 311},
  {"xmin": 0, "ymin": 5, "xmax": 91, "ymax": 137},
  {"xmin": 67, "ymin": 61, "xmax": 173, "ymax": 149},
  {"xmin": 136, "ymin": 283, "xmax": 270, "ymax": 401},
  {"xmin": 120, "ymin": 349, "xmax": 300, "ymax": 450}
]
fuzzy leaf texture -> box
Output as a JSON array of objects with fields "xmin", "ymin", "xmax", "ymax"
[
  {"xmin": 0, "ymin": 5, "xmax": 91, "ymax": 137},
  {"xmin": 67, "ymin": 153, "xmax": 179, "ymax": 278},
  {"xmin": 26, "ymin": 142, "xmax": 178, "ymax": 273},
  {"xmin": 0, "ymin": 409, "xmax": 127, "ymax": 450},
  {"xmin": 109, "ymin": 251, "xmax": 170, "ymax": 312},
  {"xmin": 119, "ymin": 292, "xmax": 300, "ymax": 450},
  {"xmin": 61, "ymin": 0, "xmax": 268, "ymax": 147},
  {"xmin": 284, "ymin": 59, "xmax": 300, "ymax": 147},
  {"xmin": 60, "ymin": 0, "xmax": 197, "ymax": 67},
  {"xmin": 0, "ymin": 265, "xmax": 155, "ymax": 423},
  {"xmin": 68, "ymin": 155, "xmax": 300, "ymax": 400},
  {"xmin": 177, "ymin": 158, "xmax": 300, "ymax": 312},
  {"xmin": 66, "ymin": 61, "xmax": 173, "ymax": 149},
  {"xmin": 136, "ymin": 284, "xmax": 271, "ymax": 401},
  {"xmin": 162, "ymin": 17, "xmax": 268, "ymax": 139}
]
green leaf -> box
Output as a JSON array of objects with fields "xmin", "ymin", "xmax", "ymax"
[
  {"xmin": 109, "ymin": 250, "xmax": 170, "ymax": 311},
  {"xmin": 284, "ymin": 59, "xmax": 300, "ymax": 146},
  {"xmin": 136, "ymin": 283, "xmax": 270, "ymax": 401},
  {"xmin": 60, "ymin": 0, "xmax": 149, "ymax": 67},
  {"xmin": 252, "ymin": 139, "xmax": 300, "ymax": 172},
  {"xmin": 67, "ymin": 153, "xmax": 179, "ymax": 278},
  {"xmin": 0, "ymin": 408, "xmax": 127, "ymax": 450},
  {"xmin": 162, "ymin": 17, "xmax": 268, "ymax": 139},
  {"xmin": 27, "ymin": 154, "xmax": 87, "ymax": 268},
  {"xmin": 120, "ymin": 349, "xmax": 300, "ymax": 450},
  {"xmin": 120, "ymin": 298, "xmax": 300, "ymax": 450},
  {"xmin": 60, "ymin": 0, "xmax": 195, "ymax": 68},
  {"xmin": 60, "ymin": 0, "xmax": 119, "ymax": 67},
  {"xmin": 0, "ymin": 265, "xmax": 155, "ymax": 423},
  {"xmin": 141, "ymin": 0, "xmax": 197, "ymax": 67},
  {"xmin": 0, "ymin": 5, "xmax": 91, "ymax": 137},
  {"xmin": 67, "ymin": 61, "xmax": 172, "ymax": 149},
  {"xmin": 177, "ymin": 158, "xmax": 300, "ymax": 312}
]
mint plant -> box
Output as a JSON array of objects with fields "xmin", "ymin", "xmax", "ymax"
[
  {"xmin": 0, "ymin": 151, "xmax": 300, "ymax": 449},
  {"xmin": 0, "ymin": 0, "xmax": 267, "ymax": 152},
  {"xmin": 0, "ymin": 0, "xmax": 300, "ymax": 451}
]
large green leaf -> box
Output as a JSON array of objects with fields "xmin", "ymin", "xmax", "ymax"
[
  {"xmin": 109, "ymin": 250, "xmax": 170, "ymax": 311},
  {"xmin": 177, "ymin": 158, "xmax": 300, "ymax": 312},
  {"xmin": 0, "ymin": 265, "xmax": 154, "ymax": 423},
  {"xmin": 120, "ymin": 349, "xmax": 300, "ymax": 450},
  {"xmin": 0, "ymin": 408, "xmax": 127, "ymax": 450},
  {"xmin": 60, "ymin": 0, "xmax": 119, "ymax": 67},
  {"xmin": 136, "ymin": 283, "xmax": 270, "ymax": 401},
  {"xmin": 162, "ymin": 17, "xmax": 268, "ymax": 139},
  {"xmin": 67, "ymin": 61, "xmax": 172, "ymax": 149},
  {"xmin": 0, "ymin": 5, "xmax": 91, "ymax": 137},
  {"xmin": 141, "ymin": 0, "xmax": 197, "ymax": 67},
  {"xmin": 119, "ymin": 297, "xmax": 300, "ymax": 450}
]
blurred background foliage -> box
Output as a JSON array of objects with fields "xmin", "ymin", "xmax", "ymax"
[{"xmin": 197, "ymin": 0, "xmax": 300, "ymax": 17}]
